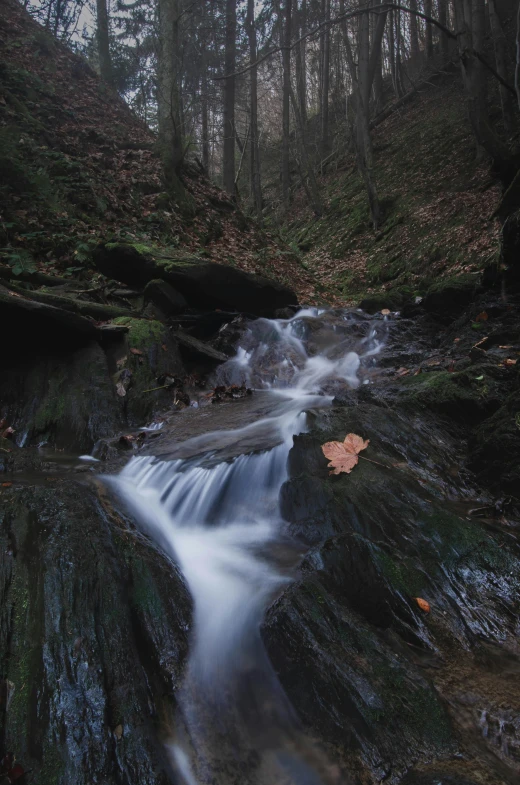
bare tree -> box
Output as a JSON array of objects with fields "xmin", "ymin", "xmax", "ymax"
[
  {"xmin": 96, "ymin": 0, "xmax": 113, "ymax": 85},
  {"xmin": 223, "ymin": 0, "xmax": 237, "ymax": 195},
  {"xmin": 157, "ymin": 0, "xmax": 184, "ymax": 196},
  {"xmin": 246, "ymin": 0, "xmax": 262, "ymax": 216}
]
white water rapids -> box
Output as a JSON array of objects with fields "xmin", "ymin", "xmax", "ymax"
[{"xmin": 107, "ymin": 308, "xmax": 386, "ymax": 785}]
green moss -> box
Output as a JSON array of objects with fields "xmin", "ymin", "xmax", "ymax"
[
  {"xmin": 113, "ymin": 317, "xmax": 164, "ymax": 348},
  {"xmin": 375, "ymin": 550, "xmax": 425, "ymax": 596}
]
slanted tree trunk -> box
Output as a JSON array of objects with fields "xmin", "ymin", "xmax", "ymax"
[
  {"xmin": 223, "ymin": 0, "xmax": 237, "ymax": 195},
  {"xmin": 96, "ymin": 0, "xmax": 113, "ymax": 85},
  {"xmin": 281, "ymin": 0, "xmax": 292, "ymax": 205},
  {"xmin": 488, "ymin": 0, "xmax": 514, "ymax": 133},
  {"xmin": 157, "ymin": 0, "xmax": 184, "ymax": 197},
  {"xmin": 246, "ymin": 0, "xmax": 262, "ymax": 218}
]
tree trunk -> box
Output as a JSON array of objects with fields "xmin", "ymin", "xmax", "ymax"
[
  {"xmin": 437, "ymin": 0, "xmax": 449, "ymax": 58},
  {"xmin": 289, "ymin": 85, "xmax": 323, "ymax": 215},
  {"xmin": 223, "ymin": 0, "xmax": 237, "ymax": 195},
  {"xmin": 371, "ymin": 0, "xmax": 384, "ymax": 110},
  {"xmin": 320, "ymin": 0, "xmax": 331, "ymax": 159},
  {"xmin": 488, "ymin": 0, "xmax": 513, "ymax": 133},
  {"xmin": 424, "ymin": 0, "xmax": 434, "ymax": 60},
  {"xmin": 281, "ymin": 0, "xmax": 292, "ymax": 205},
  {"xmin": 408, "ymin": 0, "xmax": 420, "ymax": 67},
  {"xmin": 295, "ymin": 0, "xmax": 307, "ymax": 125},
  {"xmin": 343, "ymin": 7, "xmax": 381, "ymax": 228},
  {"xmin": 157, "ymin": 0, "xmax": 184, "ymax": 197},
  {"xmin": 246, "ymin": 0, "xmax": 262, "ymax": 217},
  {"xmin": 96, "ymin": 0, "xmax": 113, "ymax": 85},
  {"xmin": 454, "ymin": 0, "xmax": 512, "ymax": 176}
]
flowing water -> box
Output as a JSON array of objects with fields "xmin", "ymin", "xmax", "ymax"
[{"xmin": 107, "ymin": 309, "xmax": 387, "ymax": 785}]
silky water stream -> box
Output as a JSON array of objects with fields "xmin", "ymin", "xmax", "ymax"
[{"xmin": 107, "ymin": 309, "xmax": 387, "ymax": 785}]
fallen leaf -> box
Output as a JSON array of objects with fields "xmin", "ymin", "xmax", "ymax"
[
  {"xmin": 475, "ymin": 375, "xmax": 484, "ymax": 381},
  {"xmin": 116, "ymin": 382, "xmax": 127, "ymax": 397},
  {"xmin": 1, "ymin": 483, "xmax": 12, "ymax": 488},
  {"xmin": 453, "ymin": 337, "xmax": 461, "ymax": 343},
  {"xmin": 395, "ymin": 367, "xmax": 410, "ymax": 377},
  {"xmin": 321, "ymin": 433, "xmax": 370, "ymax": 475},
  {"xmin": 114, "ymin": 724, "xmax": 123, "ymax": 740},
  {"xmin": 130, "ymin": 347, "xmax": 143, "ymax": 356},
  {"xmin": 381, "ymin": 308, "xmax": 391, "ymax": 315},
  {"xmin": 7, "ymin": 764, "xmax": 25, "ymax": 783},
  {"xmin": 475, "ymin": 311, "xmax": 488, "ymax": 322},
  {"xmin": 503, "ymin": 358, "xmax": 517, "ymax": 367},
  {"xmin": 414, "ymin": 597, "xmax": 430, "ymax": 613},
  {"xmin": 498, "ymin": 345, "xmax": 513, "ymax": 350}
]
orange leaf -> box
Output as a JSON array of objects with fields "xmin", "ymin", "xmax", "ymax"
[
  {"xmin": 475, "ymin": 311, "xmax": 488, "ymax": 322},
  {"xmin": 1, "ymin": 482, "xmax": 12, "ymax": 488},
  {"xmin": 414, "ymin": 597, "xmax": 430, "ymax": 613},
  {"xmin": 381, "ymin": 308, "xmax": 391, "ymax": 315},
  {"xmin": 130, "ymin": 347, "xmax": 143, "ymax": 356},
  {"xmin": 321, "ymin": 433, "xmax": 370, "ymax": 475}
]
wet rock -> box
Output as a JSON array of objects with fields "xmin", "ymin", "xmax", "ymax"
[
  {"xmin": 470, "ymin": 389, "xmax": 520, "ymax": 496},
  {"xmin": 0, "ymin": 342, "xmax": 124, "ymax": 451},
  {"xmin": 0, "ymin": 480, "xmax": 191, "ymax": 785},
  {"xmin": 93, "ymin": 242, "xmax": 298, "ymax": 317},
  {"xmin": 265, "ymin": 401, "xmax": 520, "ymax": 782}
]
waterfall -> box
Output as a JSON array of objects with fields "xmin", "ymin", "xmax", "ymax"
[{"xmin": 106, "ymin": 309, "xmax": 385, "ymax": 784}]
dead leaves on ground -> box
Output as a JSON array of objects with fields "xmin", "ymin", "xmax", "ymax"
[{"xmin": 321, "ymin": 433, "xmax": 370, "ymax": 475}]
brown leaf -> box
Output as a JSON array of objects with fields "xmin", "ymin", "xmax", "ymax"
[
  {"xmin": 130, "ymin": 347, "xmax": 143, "ymax": 356},
  {"xmin": 503, "ymin": 358, "xmax": 517, "ymax": 367},
  {"xmin": 1, "ymin": 482, "xmax": 12, "ymax": 488},
  {"xmin": 498, "ymin": 345, "xmax": 513, "ymax": 350},
  {"xmin": 114, "ymin": 724, "xmax": 123, "ymax": 740},
  {"xmin": 395, "ymin": 367, "xmax": 410, "ymax": 377},
  {"xmin": 414, "ymin": 597, "xmax": 430, "ymax": 613},
  {"xmin": 321, "ymin": 433, "xmax": 370, "ymax": 475},
  {"xmin": 475, "ymin": 311, "xmax": 488, "ymax": 322},
  {"xmin": 381, "ymin": 308, "xmax": 391, "ymax": 315}
]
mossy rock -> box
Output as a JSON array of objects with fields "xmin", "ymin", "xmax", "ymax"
[
  {"xmin": 422, "ymin": 274, "xmax": 480, "ymax": 321},
  {"xmin": 94, "ymin": 242, "xmax": 297, "ymax": 316},
  {"xmin": 358, "ymin": 286, "xmax": 414, "ymax": 313},
  {"xmin": 400, "ymin": 367, "xmax": 502, "ymax": 423},
  {"xmin": 112, "ymin": 317, "xmax": 184, "ymax": 425}
]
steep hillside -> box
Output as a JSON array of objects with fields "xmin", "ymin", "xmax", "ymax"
[
  {"xmin": 0, "ymin": 0, "xmax": 314, "ymax": 298},
  {"xmin": 282, "ymin": 72, "xmax": 502, "ymax": 309}
]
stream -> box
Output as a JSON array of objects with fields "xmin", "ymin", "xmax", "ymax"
[{"xmin": 107, "ymin": 309, "xmax": 387, "ymax": 784}]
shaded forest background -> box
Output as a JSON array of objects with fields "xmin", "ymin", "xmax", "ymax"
[{"xmin": 3, "ymin": 0, "xmax": 520, "ymax": 305}]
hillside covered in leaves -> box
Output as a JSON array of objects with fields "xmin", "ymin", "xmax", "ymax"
[{"xmin": 0, "ymin": 0, "xmax": 313, "ymax": 297}]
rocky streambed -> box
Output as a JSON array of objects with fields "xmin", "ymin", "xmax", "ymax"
[{"xmin": 0, "ymin": 269, "xmax": 519, "ymax": 785}]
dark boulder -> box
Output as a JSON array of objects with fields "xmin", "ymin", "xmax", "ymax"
[
  {"xmin": 144, "ymin": 279, "xmax": 188, "ymax": 317},
  {"xmin": 93, "ymin": 242, "xmax": 298, "ymax": 317}
]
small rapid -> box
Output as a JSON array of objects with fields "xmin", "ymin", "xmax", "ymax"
[{"xmin": 107, "ymin": 309, "xmax": 386, "ymax": 784}]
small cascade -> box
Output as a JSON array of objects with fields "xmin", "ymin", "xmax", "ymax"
[{"xmin": 107, "ymin": 308, "xmax": 385, "ymax": 784}]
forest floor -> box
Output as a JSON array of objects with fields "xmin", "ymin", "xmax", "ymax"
[{"xmin": 282, "ymin": 74, "xmax": 502, "ymax": 308}]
